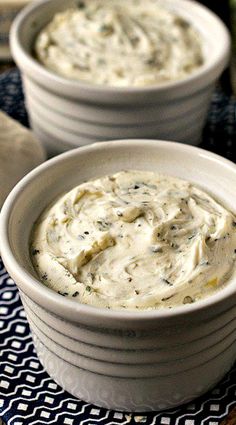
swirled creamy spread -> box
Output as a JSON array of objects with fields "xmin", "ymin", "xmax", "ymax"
[
  {"xmin": 31, "ymin": 171, "xmax": 236, "ymax": 311},
  {"xmin": 35, "ymin": 0, "xmax": 204, "ymax": 87}
]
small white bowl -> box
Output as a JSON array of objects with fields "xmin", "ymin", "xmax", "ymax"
[
  {"xmin": 10, "ymin": 0, "xmax": 231, "ymax": 156},
  {"xmin": 1, "ymin": 139, "xmax": 236, "ymax": 411}
]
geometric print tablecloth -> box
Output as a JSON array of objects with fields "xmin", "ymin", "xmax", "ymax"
[
  {"xmin": 1, "ymin": 259, "xmax": 236, "ymax": 424},
  {"xmin": 1, "ymin": 69, "xmax": 236, "ymax": 425}
]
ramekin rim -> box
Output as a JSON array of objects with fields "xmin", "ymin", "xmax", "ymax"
[
  {"xmin": 10, "ymin": 0, "xmax": 231, "ymax": 95},
  {"xmin": 1, "ymin": 139, "xmax": 236, "ymax": 323}
]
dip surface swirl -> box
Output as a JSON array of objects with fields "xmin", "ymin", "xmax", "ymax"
[
  {"xmin": 31, "ymin": 171, "xmax": 236, "ymax": 311},
  {"xmin": 35, "ymin": 0, "xmax": 204, "ymax": 87}
]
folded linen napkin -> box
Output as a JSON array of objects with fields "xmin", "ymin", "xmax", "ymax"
[{"xmin": 0, "ymin": 110, "xmax": 45, "ymax": 209}]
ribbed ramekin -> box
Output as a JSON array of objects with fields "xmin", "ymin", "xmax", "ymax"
[
  {"xmin": 10, "ymin": 0, "xmax": 230, "ymax": 156},
  {"xmin": 1, "ymin": 140, "xmax": 236, "ymax": 411}
]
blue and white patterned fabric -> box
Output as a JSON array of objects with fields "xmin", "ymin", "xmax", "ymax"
[{"xmin": 0, "ymin": 69, "xmax": 236, "ymax": 425}]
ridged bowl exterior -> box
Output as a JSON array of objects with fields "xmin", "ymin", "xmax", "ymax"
[
  {"xmin": 23, "ymin": 77, "xmax": 214, "ymax": 156},
  {"xmin": 10, "ymin": 0, "xmax": 230, "ymax": 156},
  {"xmin": 20, "ymin": 291, "xmax": 236, "ymax": 411},
  {"xmin": 1, "ymin": 140, "xmax": 236, "ymax": 411}
]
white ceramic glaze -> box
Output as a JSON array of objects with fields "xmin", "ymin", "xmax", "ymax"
[
  {"xmin": 1, "ymin": 139, "xmax": 236, "ymax": 411},
  {"xmin": 10, "ymin": 0, "xmax": 230, "ymax": 156}
]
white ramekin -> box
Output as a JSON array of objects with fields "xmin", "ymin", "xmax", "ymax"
[
  {"xmin": 1, "ymin": 139, "xmax": 236, "ymax": 411},
  {"xmin": 10, "ymin": 0, "xmax": 231, "ymax": 156}
]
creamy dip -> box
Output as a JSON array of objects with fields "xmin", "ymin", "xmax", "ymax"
[
  {"xmin": 35, "ymin": 0, "xmax": 204, "ymax": 87},
  {"xmin": 31, "ymin": 171, "xmax": 236, "ymax": 311}
]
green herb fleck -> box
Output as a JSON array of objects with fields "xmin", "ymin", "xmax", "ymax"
[
  {"xmin": 77, "ymin": 1, "xmax": 85, "ymax": 9},
  {"xmin": 183, "ymin": 296, "xmax": 194, "ymax": 304},
  {"xmin": 58, "ymin": 291, "xmax": 68, "ymax": 296},
  {"xmin": 99, "ymin": 24, "xmax": 114, "ymax": 36},
  {"xmin": 162, "ymin": 278, "xmax": 173, "ymax": 286},
  {"xmin": 32, "ymin": 248, "xmax": 40, "ymax": 256}
]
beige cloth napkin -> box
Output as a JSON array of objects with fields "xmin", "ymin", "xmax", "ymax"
[{"xmin": 0, "ymin": 111, "xmax": 45, "ymax": 208}]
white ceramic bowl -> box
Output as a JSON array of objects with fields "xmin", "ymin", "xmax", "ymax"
[
  {"xmin": 10, "ymin": 0, "xmax": 231, "ymax": 156},
  {"xmin": 1, "ymin": 139, "xmax": 236, "ymax": 412}
]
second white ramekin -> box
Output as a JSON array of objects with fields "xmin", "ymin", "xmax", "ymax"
[{"xmin": 10, "ymin": 0, "xmax": 231, "ymax": 156}]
